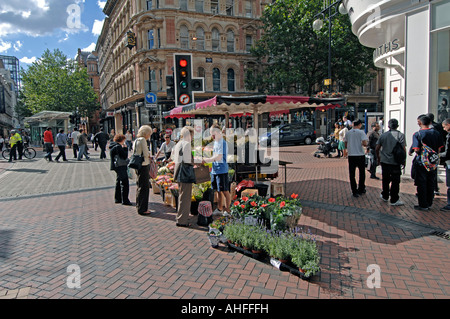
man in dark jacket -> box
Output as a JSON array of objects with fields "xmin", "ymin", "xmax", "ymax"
[
  {"xmin": 95, "ymin": 128, "xmax": 110, "ymax": 160},
  {"xmin": 109, "ymin": 134, "xmax": 131, "ymax": 205},
  {"xmin": 440, "ymin": 118, "xmax": 450, "ymax": 211}
]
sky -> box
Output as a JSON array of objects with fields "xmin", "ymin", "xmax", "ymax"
[{"xmin": 0, "ymin": 0, "xmax": 107, "ymax": 68}]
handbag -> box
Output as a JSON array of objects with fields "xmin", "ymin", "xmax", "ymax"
[
  {"xmin": 128, "ymin": 139, "xmax": 144, "ymax": 170},
  {"xmin": 194, "ymin": 164, "xmax": 211, "ymax": 184},
  {"xmin": 114, "ymin": 154, "xmax": 129, "ymax": 167},
  {"xmin": 174, "ymin": 147, "xmax": 196, "ymax": 183}
]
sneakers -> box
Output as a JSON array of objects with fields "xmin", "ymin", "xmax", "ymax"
[
  {"xmin": 414, "ymin": 205, "xmax": 429, "ymax": 211},
  {"xmin": 390, "ymin": 200, "xmax": 404, "ymax": 206},
  {"xmin": 380, "ymin": 194, "xmax": 388, "ymax": 202}
]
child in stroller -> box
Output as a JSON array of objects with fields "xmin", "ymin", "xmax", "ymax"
[{"xmin": 314, "ymin": 136, "xmax": 339, "ymax": 158}]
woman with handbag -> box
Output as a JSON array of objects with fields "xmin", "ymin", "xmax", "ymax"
[
  {"xmin": 173, "ymin": 126, "xmax": 196, "ymax": 227},
  {"xmin": 134, "ymin": 125, "xmax": 153, "ymax": 215},
  {"xmin": 109, "ymin": 134, "xmax": 131, "ymax": 205}
]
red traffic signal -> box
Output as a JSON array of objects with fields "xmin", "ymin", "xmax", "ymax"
[{"xmin": 179, "ymin": 59, "xmax": 188, "ymax": 68}]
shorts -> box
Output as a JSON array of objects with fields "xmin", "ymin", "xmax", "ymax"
[{"xmin": 211, "ymin": 173, "xmax": 230, "ymax": 192}]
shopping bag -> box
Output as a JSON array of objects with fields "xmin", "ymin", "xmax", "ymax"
[
  {"xmin": 194, "ymin": 165, "xmax": 211, "ymax": 184},
  {"xmin": 149, "ymin": 158, "xmax": 158, "ymax": 179}
]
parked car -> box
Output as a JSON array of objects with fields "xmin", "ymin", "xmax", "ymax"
[{"xmin": 259, "ymin": 123, "xmax": 316, "ymax": 147}]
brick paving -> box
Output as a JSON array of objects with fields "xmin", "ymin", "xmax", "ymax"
[{"xmin": 0, "ymin": 145, "xmax": 449, "ymax": 299}]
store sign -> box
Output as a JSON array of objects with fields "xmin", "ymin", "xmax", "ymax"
[{"xmin": 373, "ymin": 38, "xmax": 401, "ymax": 60}]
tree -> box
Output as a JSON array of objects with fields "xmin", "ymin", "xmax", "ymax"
[
  {"xmin": 20, "ymin": 48, "xmax": 99, "ymax": 117},
  {"xmin": 245, "ymin": 0, "xmax": 375, "ymax": 96}
]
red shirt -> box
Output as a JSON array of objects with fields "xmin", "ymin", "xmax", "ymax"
[{"xmin": 43, "ymin": 130, "xmax": 54, "ymax": 144}]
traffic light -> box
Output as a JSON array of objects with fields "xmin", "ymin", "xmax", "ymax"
[
  {"xmin": 166, "ymin": 75, "xmax": 174, "ymax": 100},
  {"xmin": 174, "ymin": 54, "xmax": 192, "ymax": 106},
  {"xmin": 173, "ymin": 54, "xmax": 204, "ymax": 107}
]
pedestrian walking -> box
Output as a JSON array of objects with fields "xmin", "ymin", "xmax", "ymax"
[
  {"xmin": 109, "ymin": 129, "xmax": 115, "ymax": 142},
  {"xmin": 94, "ymin": 128, "xmax": 109, "ymax": 159},
  {"xmin": 203, "ymin": 124, "xmax": 231, "ymax": 215},
  {"xmin": 376, "ymin": 118, "xmax": 406, "ymax": 206},
  {"xmin": 77, "ymin": 129, "xmax": 90, "ymax": 161},
  {"xmin": 173, "ymin": 126, "xmax": 195, "ymax": 227},
  {"xmin": 8, "ymin": 130, "xmax": 23, "ymax": 162},
  {"xmin": 338, "ymin": 123, "xmax": 348, "ymax": 158},
  {"xmin": 344, "ymin": 119, "xmax": 369, "ymax": 197},
  {"xmin": 55, "ymin": 129, "xmax": 68, "ymax": 162},
  {"xmin": 134, "ymin": 125, "xmax": 153, "ymax": 216},
  {"xmin": 110, "ymin": 134, "xmax": 131, "ymax": 206},
  {"xmin": 125, "ymin": 130, "xmax": 133, "ymax": 151},
  {"xmin": 367, "ymin": 122, "xmax": 381, "ymax": 179},
  {"xmin": 150, "ymin": 127, "xmax": 159, "ymax": 155},
  {"xmin": 410, "ymin": 114, "xmax": 444, "ymax": 211},
  {"xmin": 71, "ymin": 128, "xmax": 80, "ymax": 159},
  {"xmin": 43, "ymin": 127, "xmax": 54, "ymax": 162},
  {"xmin": 439, "ymin": 118, "xmax": 450, "ymax": 211}
]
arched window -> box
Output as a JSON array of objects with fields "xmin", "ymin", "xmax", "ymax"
[
  {"xmin": 227, "ymin": 30, "xmax": 234, "ymax": 52},
  {"xmin": 227, "ymin": 68, "xmax": 235, "ymax": 92},
  {"xmin": 148, "ymin": 30, "xmax": 154, "ymax": 49},
  {"xmin": 212, "ymin": 28, "xmax": 220, "ymax": 52},
  {"xmin": 180, "ymin": 25, "xmax": 189, "ymax": 49},
  {"xmin": 195, "ymin": 27, "xmax": 205, "ymax": 50},
  {"xmin": 213, "ymin": 68, "xmax": 221, "ymax": 91},
  {"xmin": 180, "ymin": 0, "xmax": 188, "ymax": 11}
]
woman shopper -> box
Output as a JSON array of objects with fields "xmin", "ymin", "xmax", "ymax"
[
  {"xmin": 134, "ymin": 125, "xmax": 153, "ymax": 216},
  {"xmin": 173, "ymin": 126, "xmax": 195, "ymax": 227},
  {"xmin": 110, "ymin": 134, "xmax": 131, "ymax": 206}
]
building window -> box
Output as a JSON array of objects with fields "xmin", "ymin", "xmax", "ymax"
[
  {"xmin": 180, "ymin": 25, "xmax": 189, "ymax": 49},
  {"xmin": 195, "ymin": 27, "xmax": 205, "ymax": 50},
  {"xmin": 245, "ymin": 35, "xmax": 252, "ymax": 52},
  {"xmin": 195, "ymin": 0, "xmax": 204, "ymax": 13},
  {"xmin": 227, "ymin": 30, "xmax": 234, "ymax": 52},
  {"xmin": 245, "ymin": 0, "xmax": 252, "ymax": 17},
  {"xmin": 198, "ymin": 67, "xmax": 205, "ymax": 78},
  {"xmin": 213, "ymin": 68, "xmax": 221, "ymax": 91},
  {"xmin": 147, "ymin": 0, "xmax": 152, "ymax": 10},
  {"xmin": 227, "ymin": 68, "xmax": 235, "ymax": 92},
  {"xmin": 211, "ymin": 0, "xmax": 219, "ymax": 14},
  {"xmin": 148, "ymin": 30, "xmax": 154, "ymax": 49},
  {"xmin": 226, "ymin": 0, "xmax": 234, "ymax": 16},
  {"xmin": 212, "ymin": 28, "xmax": 220, "ymax": 51},
  {"xmin": 180, "ymin": 0, "xmax": 188, "ymax": 11}
]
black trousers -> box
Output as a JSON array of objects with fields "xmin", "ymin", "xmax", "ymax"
[
  {"xmin": 9, "ymin": 144, "xmax": 17, "ymax": 161},
  {"xmin": 17, "ymin": 141, "xmax": 23, "ymax": 159},
  {"xmin": 348, "ymin": 155, "xmax": 366, "ymax": 194},
  {"xmin": 73, "ymin": 144, "xmax": 79, "ymax": 158},
  {"xmin": 415, "ymin": 165, "xmax": 436, "ymax": 208},
  {"xmin": 55, "ymin": 146, "xmax": 67, "ymax": 161},
  {"xmin": 99, "ymin": 143, "xmax": 107, "ymax": 159},
  {"xmin": 381, "ymin": 163, "xmax": 401, "ymax": 203},
  {"xmin": 369, "ymin": 149, "xmax": 378, "ymax": 177},
  {"xmin": 114, "ymin": 167, "xmax": 130, "ymax": 204},
  {"xmin": 136, "ymin": 165, "xmax": 150, "ymax": 214}
]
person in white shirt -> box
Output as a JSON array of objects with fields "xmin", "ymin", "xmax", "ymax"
[
  {"xmin": 155, "ymin": 134, "xmax": 176, "ymax": 161},
  {"xmin": 344, "ymin": 119, "xmax": 369, "ymax": 197},
  {"xmin": 71, "ymin": 128, "xmax": 80, "ymax": 159}
]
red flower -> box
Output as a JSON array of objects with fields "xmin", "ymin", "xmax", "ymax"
[
  {"xmin": 291, "ymin": 193, "xmax": 299, "ymax": 199},
  {"xmin": 280, "ymin": 201, "xmax": 286, "ymax": 208},
  {"xmin": 261, "ymin": 204, "xmax": 268, "ymax": 208},
  {"xmin": 242, "ymin": 196, "xmax": 249, "ymax": 202},
  {"xmin": 241, "ymin": 205, "xmax": 246, "ymax": 209},
  {"xmin": 233, "ymin": 194, "xmax": 238, "ymax": 199},
  {"xmin": 268, "ymin": 198, "xmax": 275, "ymax": 203},
  {"xmin": 250, "ymin": 201, "xmax": 257, "ymax": 207},
  {"xmin": 234, "ymin": 201, "xmax": 240, "ymax": 206}
]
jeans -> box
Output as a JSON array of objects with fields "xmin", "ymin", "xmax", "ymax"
[
  {"xmin": 348, "ymin": 155, "xmax": 366, "ymax": 194},
  {"xmin": 77, "ymin": 144, "xmax": 89, "ymax": 160},
  {"xmin": 381, "ymin": 163, "xmax": 401, "ymax": 203},
  {"xmin": 44, "ymin": 143, "xmax": 53, "ymax": 161},
  {"xmin": 369, "ymin": 149, "xmax": 378, "ymax": 177}
]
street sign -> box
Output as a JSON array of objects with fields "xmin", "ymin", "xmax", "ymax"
[
  {"xmin": 179, "ymin": 93, "xmax": 191, "ymax": 105},
  {"xmin": 145, "ymin": 92, "xmax": 157, "ymax": 104}
]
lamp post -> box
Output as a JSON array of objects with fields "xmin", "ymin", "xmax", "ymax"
[{"xmin": 313, "ymin": 0, "xmax": 347, "ymax": 92}]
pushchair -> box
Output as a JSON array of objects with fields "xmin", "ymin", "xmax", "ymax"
[{"xmin": 314, "ymin": 136, "xmax": 338, "ymax": 158}]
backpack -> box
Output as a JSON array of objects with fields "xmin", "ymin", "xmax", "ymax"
[
  {"xmin": 391, "ymin": 131, "xmax": 406, "ymax": 166},
  {"xmin": 418, "ymin": 132, "xmax": 439, "ymax": 171}
]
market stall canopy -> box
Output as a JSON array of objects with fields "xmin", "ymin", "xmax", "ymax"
[
  {"xmin": 24, "ymin": 111, "xmax": 72, "ymax": 123},
  {"xmin": 163, "ymin": 95, "xmax": 345, "ymax": 119}
]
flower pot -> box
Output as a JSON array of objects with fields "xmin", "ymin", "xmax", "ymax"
[
  {"xmin": 251, "ymin": 249, "xmax": 262, "ymax": 254},
  {"xmin": 279, "ymin": 259, "xmax": 289, "ymax": 264},
  {"xmin": 208, "ymin": 235, "xmax": 220, "ymax": 248}
]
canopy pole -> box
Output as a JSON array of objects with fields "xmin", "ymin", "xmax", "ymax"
[{"xmin": 225, "ymin": 112, "xmax": 229, "ymax": 129}]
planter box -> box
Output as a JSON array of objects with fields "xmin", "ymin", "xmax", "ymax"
[
  {"xmin": 151, "ymin": 180, "xmax": 160, "ymax": 194},
  {"xmin": 226, "ymin": 242, "xmax": 265, "ymax": 260}
]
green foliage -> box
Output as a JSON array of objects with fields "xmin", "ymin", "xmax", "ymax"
[
  {"xmin": 19, "ymin": 48, "xmax": 100, "ymax": 117},
  {"xmin": 245, "ymin": 0, "xmax": 374, "ymax": 95}
]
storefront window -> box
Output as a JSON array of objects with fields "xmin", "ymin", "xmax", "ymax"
[{"xmin": 431, "ymin": 0, "xmax": 450, "ymax": 123}]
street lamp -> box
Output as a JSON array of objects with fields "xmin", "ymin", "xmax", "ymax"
[{"xmin": 312, "ymin": 0, "xmax": 348, "ymax": 92}]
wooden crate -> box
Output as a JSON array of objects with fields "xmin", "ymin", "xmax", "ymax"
[
  {"xmin": 241, "ymin": 188, "xmax": 258, "ymax": 198},
  {"xmin": 151, "ymin": 180, "xmax": 160, "ymax": 194}
]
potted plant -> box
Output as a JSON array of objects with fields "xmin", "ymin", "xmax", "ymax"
[
  {"xmin": 207, "ymin": 230, "xmax": 220, "ymax": 248},
  {"xmin": 290, "ymin": 231, "xmax": 321, "ymax": 277}
]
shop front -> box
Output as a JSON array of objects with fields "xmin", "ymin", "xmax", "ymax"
[{"xmin": 343, "ymin": 0, "xmax": 450, "ymax": 172}]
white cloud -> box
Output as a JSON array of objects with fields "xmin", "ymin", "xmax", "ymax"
[
  {"xmin": 13, "ymin": 40, "xmax": 23, "ymax": 51},
  {"xmin": 81, "ymin": 42, "xmax": 96, "ymax": 52},
  {"xmin": 97, "ymin": 1, "xmax": 106, "ymax": 10},
  {"xmin": 92, "ymin": 19, "xmax": 104, "ymax": 36},
  {"xmin": 0, "ymin": 40, "xmax": 12, "ymax": 53},
  {"xmin": 20, "ymin": 56, "xmax": 37, "ymax": 64},
  {"xmin": 33, "ymin": 0, "xmax": 50, "ymax": 11},
  {"xmin": 58, "ymin": 33, "xmax": 70, "ymax": 43}
]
